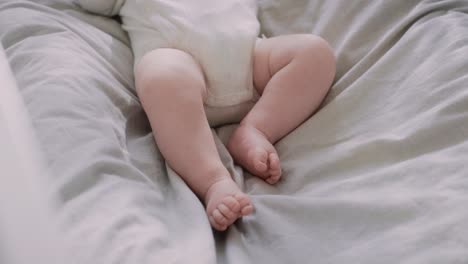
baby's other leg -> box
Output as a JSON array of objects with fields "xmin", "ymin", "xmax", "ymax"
[
  {"xmin": 136, "ymin": 49, "xmax": 253, "ymax": 231},
  {"xmin": 228, "ymin": 34, "xmax": 336, "ymax": 184}
]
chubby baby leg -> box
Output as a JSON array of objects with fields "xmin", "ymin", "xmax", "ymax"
[
  {"xmin": 228, "ymin": 34, "xmax": 336, "ymax": 184},
  {"xmin": 135, "ymin": 48, "xmax": 253, "ymax": 231}
]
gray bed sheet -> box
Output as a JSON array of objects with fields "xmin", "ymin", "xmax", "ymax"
[{"xmin": 1, "ymin": 0, "xmax": 468, "ymax": 263}]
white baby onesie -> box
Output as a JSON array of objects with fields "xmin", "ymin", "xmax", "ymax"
[{"xmin": 77, "ymin": 0, "xmax": 260, "ymax": 126}]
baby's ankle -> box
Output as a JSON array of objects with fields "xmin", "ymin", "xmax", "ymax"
[
  {"xmin": 199, "ymin": 167, "xmax": 231, "ymax": 198},
  {"xmin": 236, "ymin": 122, "xmax": 273, "ymax": 143},
  {"xmin": 204, "ymin": 177, "xmax": 240, "ymax": 207}
]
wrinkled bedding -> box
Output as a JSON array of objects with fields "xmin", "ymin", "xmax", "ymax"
[{"xmin": 1, "ymin": 0, "xmax": 468, "ymax": 263}]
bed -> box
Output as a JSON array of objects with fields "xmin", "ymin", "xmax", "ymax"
[{"xmin": 1, "ymin": 0, "xmax": 468, "ymax": 263}]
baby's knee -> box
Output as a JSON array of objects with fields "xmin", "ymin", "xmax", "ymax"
[
  {"xmin": 135, "ymin": 48, "xmax": 206, "ymax": 100},
  {"xmin": 294, "ymin": 35, "xmax": 335, "ymax": 70},
  {"xmin": 288, "ymin": 35, "xmax": 336, "ymax": 90}
]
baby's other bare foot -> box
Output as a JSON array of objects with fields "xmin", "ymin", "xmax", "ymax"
[
  {"xmin": 227, "ymin": 124, "xmax": 282, "ymax": 184},
  {"xmin": 205, "ymin": 178, "xmax": 253, "ymax": 231}
]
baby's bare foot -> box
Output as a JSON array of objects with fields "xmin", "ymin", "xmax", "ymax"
[
  {"xmin": 227, "ymin": 124, "xmax": 282, "ymax": 184},
  {"xmin": 205, "ymin": 178, "xmax": 253, "ymax": 231}
]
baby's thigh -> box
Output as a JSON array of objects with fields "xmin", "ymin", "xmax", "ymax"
[{"xmin": 135, "ymin": 48, "xmax": 207, "ymax": 99}]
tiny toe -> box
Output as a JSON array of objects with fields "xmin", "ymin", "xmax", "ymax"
[
  {"xmin": 235, "ymin": 193, "xmax": 254, "ymax": 216},
  {"xmin": 222, "ymin": 196, "xmax": 241, "ymax": 213},
  {"xmin": 254, "ymin": 160, "xmax": 268, "ymax": 172},
  {"xmin": 269, "ymin": 153, "xmax": 280, "ymax": 170},
  {"xmin": 251, "ymin": 149, "xmax": 268, "ymax": 172},
  {"xmin": 212, "ymin": 209, "xmax": 228, "ymax": 226},
  {"xmin": 266, "ymin": 176, "xmax": 278, "ymax": 185},
  {"xmin": 218, "ymin": 204, "xmax": 237, "ymax": 220},
  {"xmin": 272, "ymin": 172, "xmax": 281, "ymax": 181},
  {"xmin": 209, "ymin": 216, "xmax": 224, "ymax": 231},
  {"xmin": 241, "ymin": 204, "xmax": 254, "ymax": 216},
  {"xmin": 268, "ymin": 153, "xmax": 282, "ymax": 183},
  {"xmin": 234, "ymin": 193, "xmax": 250, "ymax": 205}
]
